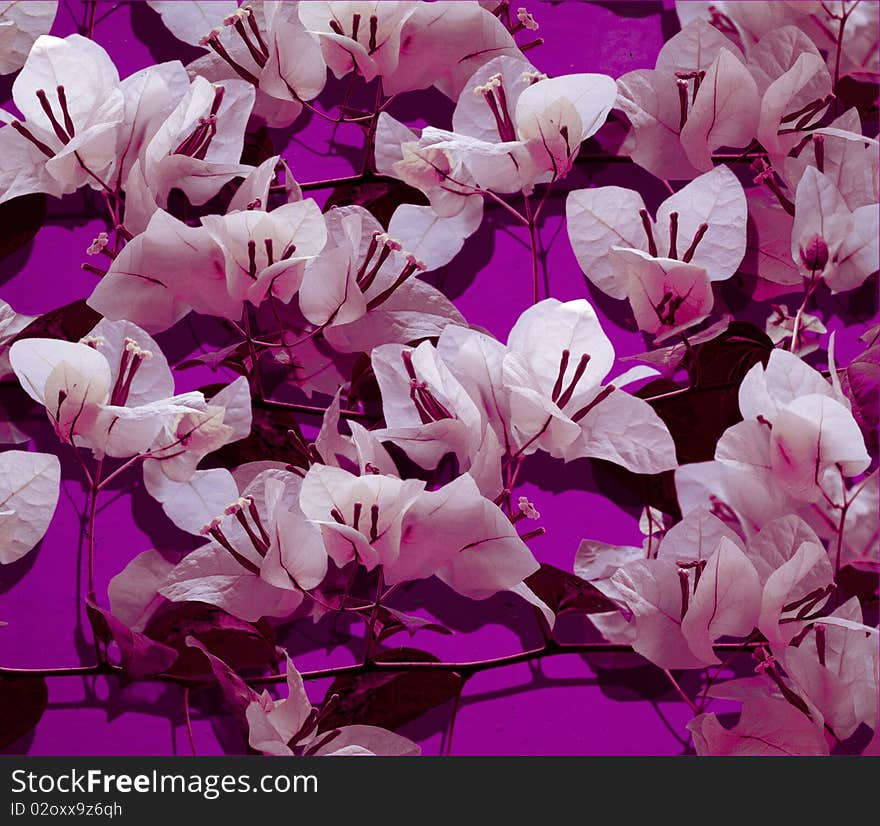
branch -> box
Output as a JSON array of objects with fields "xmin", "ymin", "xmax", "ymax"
[{"xmin": 0, "ymin": 641, "xmax": 762, "ymax": 685}]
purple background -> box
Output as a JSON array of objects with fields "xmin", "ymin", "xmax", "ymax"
[{"xmin": 1, "ymin": 1, "xmax": 873, "ymax": 756}]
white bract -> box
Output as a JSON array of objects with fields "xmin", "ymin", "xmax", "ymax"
[
  {"xmin": 299, "ymin": 465, "xmax": 546, "ymax": 606},
  {"xmin": 675, "ymin": 349, "xmax": 871, "ymax": 534},
  {"xmin": 148, "ymin": 1, "xmax": 327, "ymax": 127},
  {"xmin": 616, "ymin": 20, "xmax": 760, "ymax": 179},
  {"xmin": 0, "ymin": 449, "xmax": 60, "ymax": 564},
  {"xmin": 157, "ymin": 468, "xmax": 325, "ymax": 621},
  {"xmin": 0, "ymin": 2, "xmax": 58, "ymax": 75},
  {"xmin": 0, "ymin": 34, "xmax": 125, "ymax": 204},
  {"xmin": 299, "ymin": 205, "xmax": 465, "ymax": 353},
  {"xmin": 9, "ymin": 320, "xmax": 250, "ymax": 469}
]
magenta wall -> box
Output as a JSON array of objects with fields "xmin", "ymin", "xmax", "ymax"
[{"xmin": 1, "ymin": 1, "xmax": 868, "ymax": 756}]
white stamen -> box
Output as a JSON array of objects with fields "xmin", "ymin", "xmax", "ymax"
[
  {"xmin": 87, "ymin": 232, "xmax": 109, "ymax": 256},
  {"xmin": 517, "ymin": 7, "xmax": 539, "ymax": 30},
  {"xmin": 198, "ymin": 27, "xmax": 222, "ymax": 46},
  {"xmin": 518, "ymin": 496, "xmax": 540, "ymax": 520},
  {"xmin": 124, "ymin": 338, "xmax": 153, "ymax": 359}
]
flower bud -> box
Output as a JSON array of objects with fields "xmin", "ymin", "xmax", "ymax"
[{"xmin": 799, "ymin": 235, "xmax": 829, "ymax": 272}]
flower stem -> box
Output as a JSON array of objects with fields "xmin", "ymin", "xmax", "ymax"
[{"xmin": 524, "ymin": 195, "xmax": 541, "ymax": 303}]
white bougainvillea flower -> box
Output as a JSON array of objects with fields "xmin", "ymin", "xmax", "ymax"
[
  {"xmin": 736, "ymin": 348, "xmax": 870, "ymax": 502},
  {"xmin": 782, "ymin": 109, "xmax": 880, "ymax": 212},
  {"xmin": 299, "ymin": 465, "xmax": 546, "ymax": 610},
  {"xmin": 299, "ymin": 205, "xmax": 465, "ymax": 353},
  {"xmin": 371, "ymin": 340, "xmax": 504, "ymax": 497},
  {"xmin": 298, "ymin": 1, "xmax": 419, "ymax": 85},
  {"xmin": 144, "ymin": 375, "xmax": 251, "ymax": 482},
  {"xmin": 0, "ymin": 299, "xmax": 33, "ymax": 380},
  {"xmin": 136, "ymin": 74, "xmax": 255, "ymax": 208},
  {"xmin": 8, "ymin": 319, "xmax": 218, "ymax": 458},
  {"xmin": 499, "ymin": 298, "xmax": 677, "ymax": 473},
  {"xmin": 566, "ymin": 165, "xmax": 747, "ymax": 299},
  {"xmin": 437, "ymin": 55, "xmax": 616, "ymax": 193},
  {"xmin": 110, "ymin": 60, "xmax": 192, "ymax": 191},
  {"xmin": 386, "ymin": 0, "xmax": 522, "ymax": 98},
  {"xmin": 688, "ymin": 697, "xmax": 829, "ymax": 756},
  {"xmin": 375, "ymin": 114, "xmax": 482, "ymax": 218},
  {"xmin": 791, "ymin": 166, "xmax": 880, "ymax": 292},
  {"xmin": 0, "ymin": 2, "xmax": 58, "ymax": 74},
  {"xmin": 88, "ymin": 209, "xmax": 236, "ymax": 333},
  {"xmin": 743, "ymin": 515, "xmax": 833, "ymax": 649},
  {"xmin": 749, "ymin": 26, "xmax": 833, "ymax": 159},
  {"xmin": 0, "ymin": 449, "xmax": 60, "ymax": 564},
  {"xmin": 299, "ymin": 463, "xmax": 425, "ymax": 572},
  {"xmin": 582, "ymin": 510, "xmax": 761, "ymax": 667},
  {"xmin": 157, "ymin": 468, "xmax": 326, "ymax": 621},
  {"xmin": 0, "ymin": 34, "xmax": 125, "ymax": 204},
  {"xmin": 616, "ymin": 20, "xmax": 760, "ymax": 179},
  {"xmin": 148, "ymin": 1, "xmax": 327, "ymax": 127},
  {"xmin": 675, "ymin": 352, "xmax": 871, "ymax": 534},
  {"xmin": 611, "ymin": 248, "xmax": 713, "ymax": 340},
  {"xmin": 780, "ymin": 598, "xmax": 879, "ymax": 740},
  {"xmin": 202, "ymin": 199, "xmax": 327, "ymax": 305},
  {"xmin": 90, "ymin": 167, "xmax": 314, "ymax": 332},
  {"xmin": 238, "ymin": 651, "xmax": 419, "ymax": 756},
  {"xmin": 9, "ymin": 337, "xmax": 110, "ymax": 445},
  {"xmin": 678, "ymin": 1, "xmax": 878, "ymax": 86},
  {"xmin": 299, "ymin": 0, "xmax": 521, "ymax": 99},
  {"xmin": 674, "ymin": 2, "xmax": 816, "ymax": 55}
]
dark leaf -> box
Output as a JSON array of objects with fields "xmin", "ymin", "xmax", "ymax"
[
  {"xmin": 176, "ymin": 341, "xmax": 251, "ymax": 374},
  {"xmin": 208, "ymin": 397, "xmax": 305, "ymax": 468},
  {"xmin": 644, "ymin": 321, "xmax": 773, "ymax": 465},
  {"xmin": 681, "ymin": 321, "xmax": 773, "ymax": 390},
  {"xmin": 10, "ymin": 299, "xmax": 101, "ymax": 344},
  {"xmin": 0, "ymin": 194, "xmax": 46, "ymax": 262},
  {"xmin": 143, "ymin": 602, "xmax": 276, "ymax": 679},
  {"xmin": 595, "ymin": 322, "xmax": 774, "ymax": 516},
  {"xmin": 374, "ymin": 606, "xmax": 453, "ymax": 642},
  {"xmin": 835, "ymin": 76, "xmax": 879, "ymax": 113},
  {"xmin": 86, "ymin": 599, "xmax": 178, "ymax": 680},
  {"xmin": 0, "ymin": 674, "xmax": 48, "ymax": 749},
  {"xmin": 240, "ymin": 127, "xmax": 275, "ymax": 167},
  {"xmin": 524, "ymin": 564, "xmax": 617, "ymax": 616},
  {"xmin": 319, "ymin": 647, "xmax": 463, "ymax": 732},
  {"xmin": 835, "ymin": 564, "xmax": 879, "ymax": 607},
  {"xmin": 324, "ymin": 178, "xmax": 428, "ymax": 229},
  {"xmin": 840, "ymin": 343, "xmax": 879, "ymax": 456},
  {"xmin": 184, "ymin": 636, "xmax": 256, "ymax": 717}
]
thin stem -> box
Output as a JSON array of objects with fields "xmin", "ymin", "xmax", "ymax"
[
  {"xmin": 443, "ymin": 687, "xmax": 465, "ymax": 756},
  {"xmin": 242, "ymin": 309, "xmax": 264, "ymax": 400},
  {"xmin": 183, "ymin": 686, "xmax": 197, "ymax": 756},
  {"xmin": 85, "ymin": 458, "xmax": 103, "ymax": 600},
  {"xmin": 96, "ymin": 453, "xmax": 145, "ymax": 491},
  {"xmin": 85, "ymin": 0, "xmax": 98, "ymax": 38},
  {"xmin": 524, "ymin": 195, "xmax": 541, "ymax": 303},
  {"xmin": 790, "ymin": 273, "xmax": 819, "ymax": 353},
  {"xmin": 363, "ymin": 567, "xmax": 385, "ymax": 664},
  {"xmin": 834, "ymin": 480, "xmax": 850, "ymax": 579},
  {"xmin": 482, "ymin": 188, "xmax": 529, "ymax": 225},
  {"xmin": 663, "ymin": 669, "xmax": 700, "ymax": 714},
  {"xmin": 262, "ymin": 397, "xmax": 373, "ymax": 421},
  {"xmin": 299, "ymin": 173, "xmax": 396, "ymax": 192}
]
